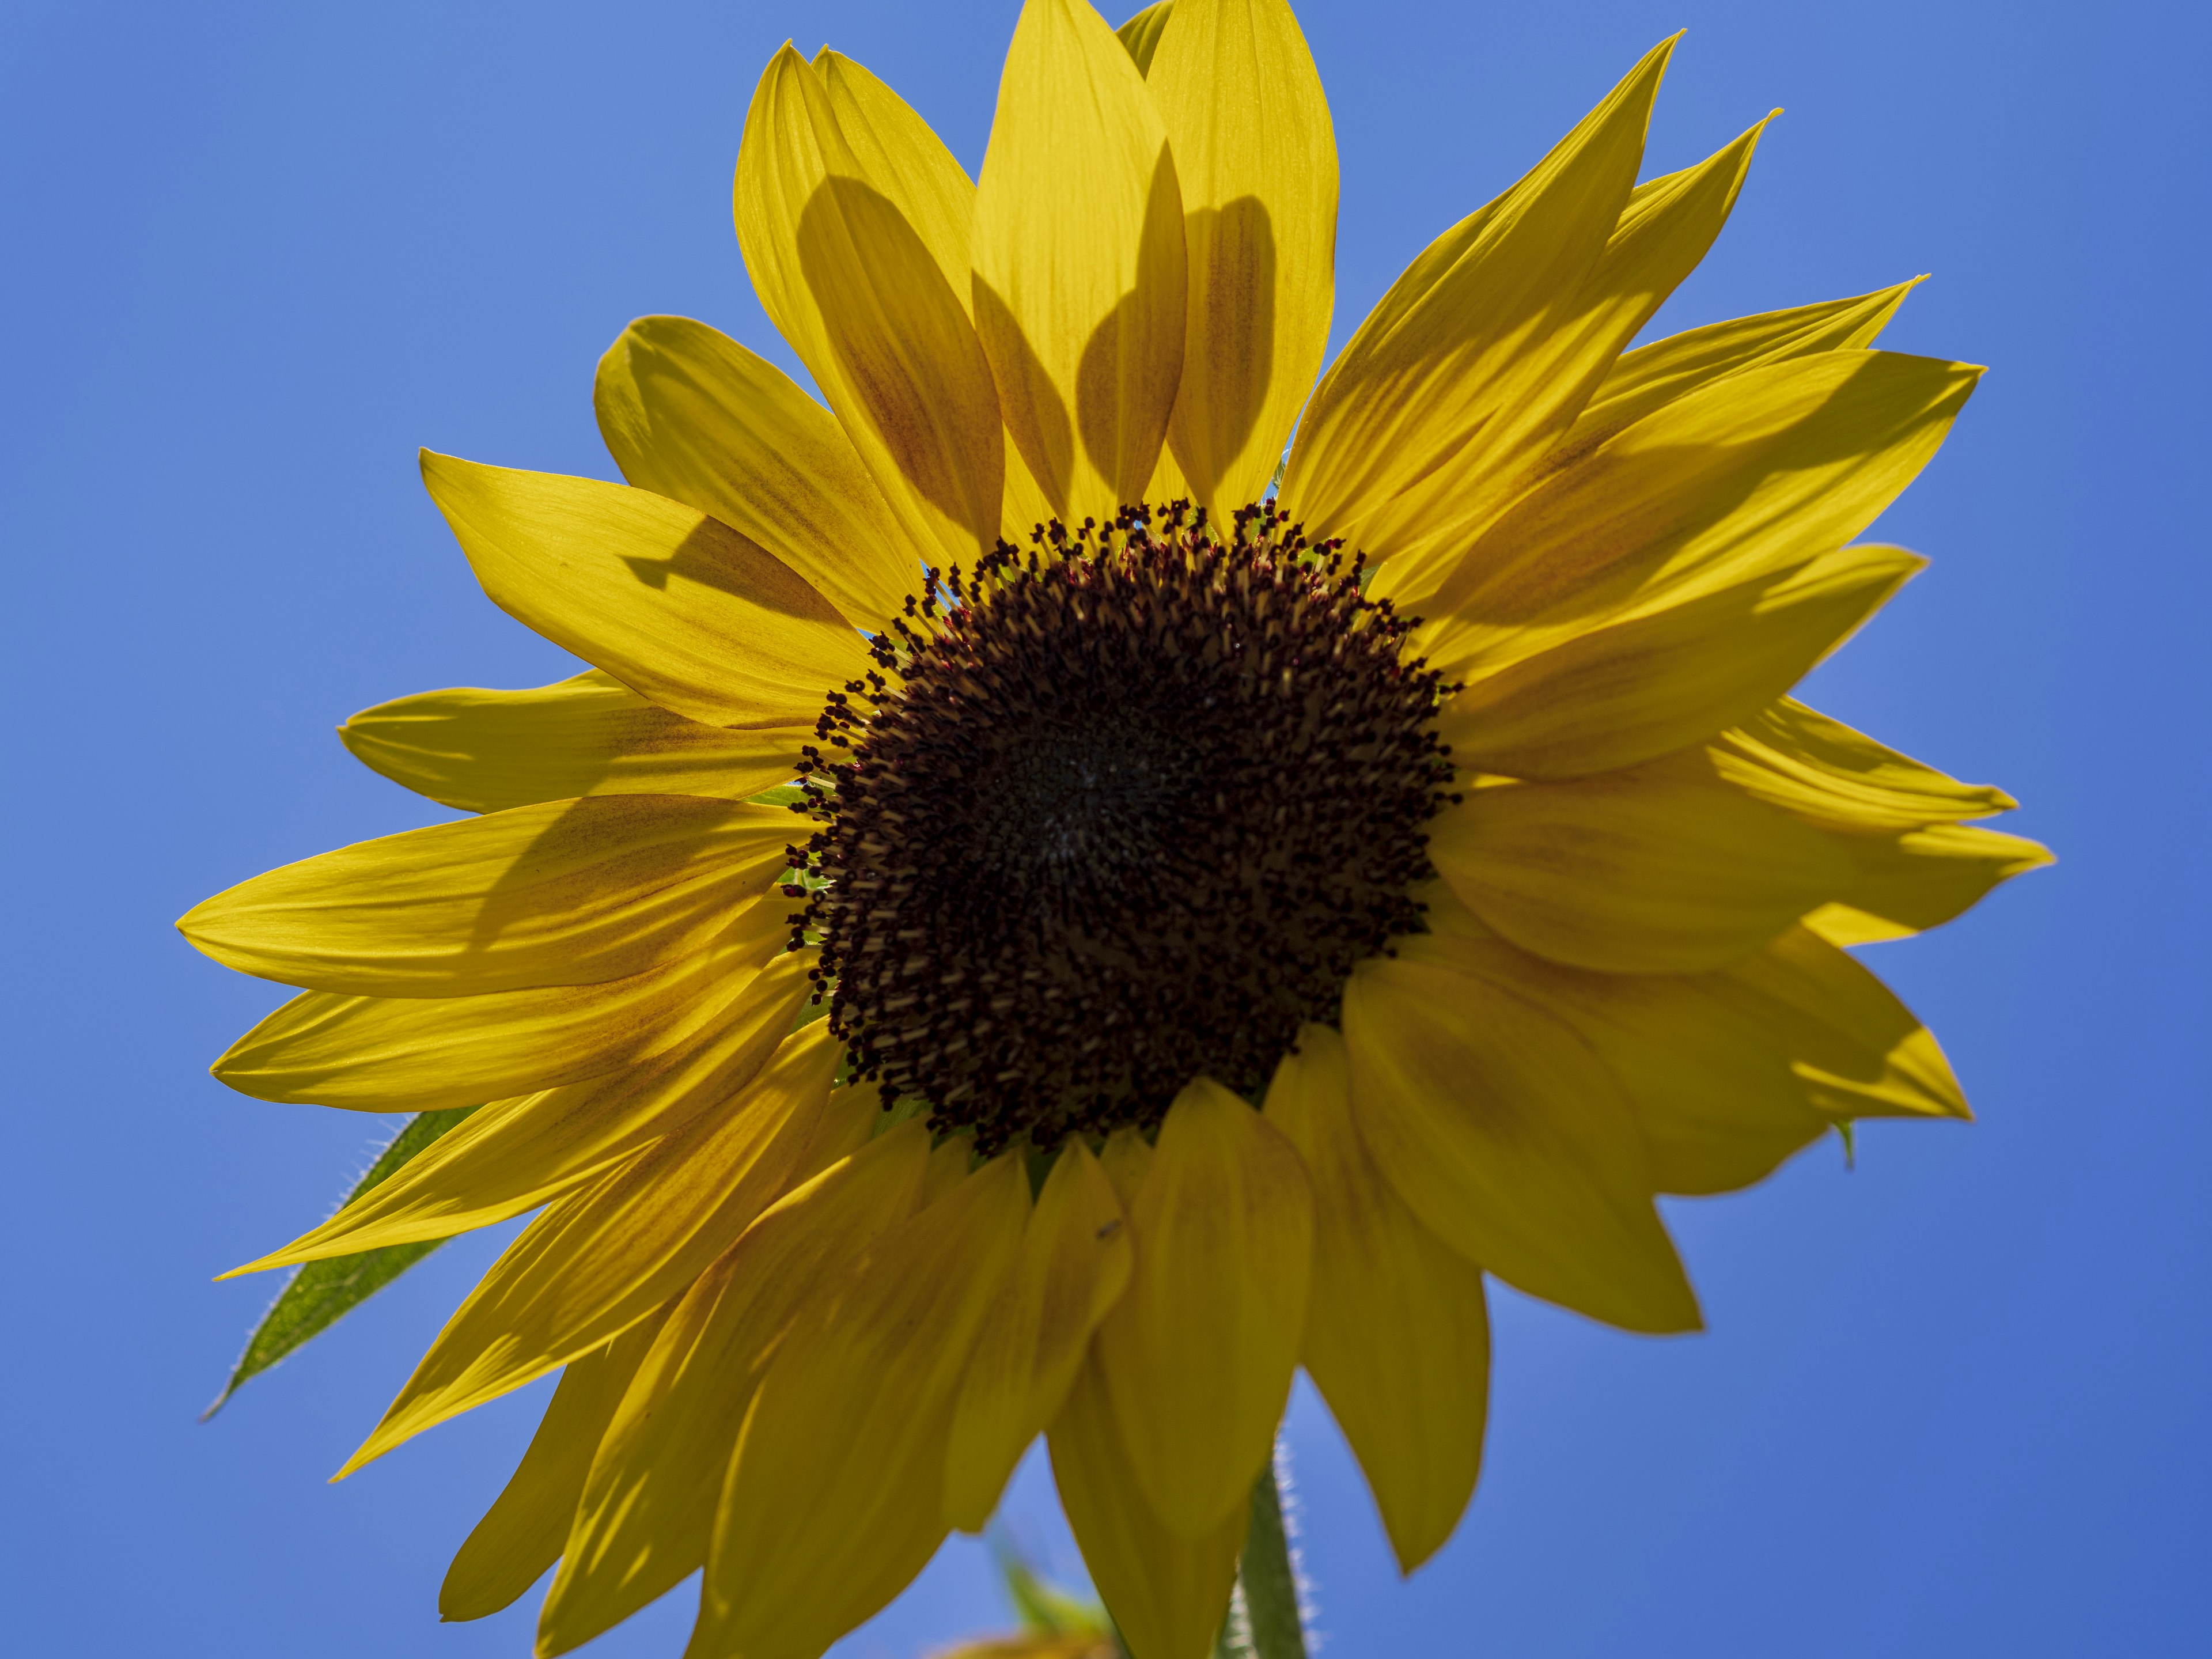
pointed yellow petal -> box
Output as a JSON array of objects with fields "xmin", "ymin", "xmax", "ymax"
[
  {"xmin": 1263, "ymin": 1024, "xmax": 1488, "ymax": 1571},
  {"xmin": 1147, "ymin": 0, "xmax": 1336, "ymax": 512},
  {"xmin": 1566, "ymin": 279, "xmax": 1924, "ymax": 464},
  {"xmin": 596, "ymin": 317, "xmax": 917, "ymax": 636},
  {"xmin": 439, "ymin": 1309, "xmax": 669, "ymax": 1623},
  {"xmin": 737, "ymin": 46, "xmax": 1004, "ymax": 563},
  {"xmin": 1804, "ymin": 821, "xmax": 2054, "ymax": 945},
  {"xmin": 974, "ymin": 0, "xmax": 1186, "ymax": 520},
  {"xmin": 1719, "ymin": 926, "xmax": 1971, "ymax": 1122},
  {"xmin": 179, "ymin": 795, "xmax": 796, "ymax": 998},
  {"xmin": 1093, "ymin": 1076, "xmax": 1311, "ymax": 1537},
  {"xmin": 1395, "ymin": 931, "xmax": 1825, "ymax": 1196},
  {"xmin": 1691, "ymin": 698, "xmax": 2017, "ymax": 832},
  {"xmin": 1434, "ymin": 542, "xmax": 1929, "ymax": 782},
  {"xmin": 1281, "ymin": 38, "xmax": 1672, "ymax": 551},
  {"xmin": 421, "ymin": 451, "xmax": 865, "ymax": 728},
  {"xmin": 225, "ymin": 956, "xmax": 815, "ymax": 1274},
  {"xmin": 209, "ymin": 897, "xmax": 791, "ymax": 1112},
  {"xmin": 1047, "ymin": 1353, "xmax": 1243, "ymax": 1659},
  {"xmin": 1361, "ymin": 112, "xmax": 1772, "ymax": 594},
  {"xmin": 340, "ymin": 671, "xmax": 805, "ymax": 815},
  {"xmin": 539, "ymin": 1119, "xmax": 931, "ymax": 1657},
  {"xmin": 696, "ymin": 1156, "xmax": 1032, "ymax": 1659},
  {"xmin": 1115, "ymin": 2, "xmax": 1177, "ymax": 74},
  {"xmin": 1098, "ymin": 1125, "xmax": 1156, "ymax": 1208},
  {"xmin": 813, "ymin": 49, "xmax": 978, "ymax": 313},
  {"xmin": 336, "ymin": 1026, "xmax": 866, "ymax": 1476},
  {"xmin": 1429, "ymin": 772, "xmax": 1854, "ymax": 974},
  {"xmin": 1342, "ymin": 951, "xmax": 1699, "ymax": 1333},
  {"xmin": 945, "ymin": 1141, "xmax": 1134, "ymax": 1532}
]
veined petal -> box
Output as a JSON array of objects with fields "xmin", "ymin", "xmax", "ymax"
[
  {"xmin": 539, "ymin": 1119, "xmax": 931, "ymax": 1657},
  {"xmin": 1412, "ymin": 347, "xmax": 1976, "ymax": 680},
  {"xmin": 1429, "ymin": 772, "xmax": 1855, "ymax": 974},
  {"xmin": 974, "ymin": 0, "xmax": 1187, "ymax": 520},
  {"xmin": 438, "ymin": 1309, "xmax": 669, "ymax": 1623},
  {"xmin": 737, "ymin": 46, "xmax": 1005, "ymax": 563},
  {"xmin": 1395, "ymin": 933, "xmax": 1824, "ymax": 1197},
  {"xmin": 340, "ymin": 671, "xmax": 805, "ymax": 815},
  {"xmin": 209, "ymin": 896, "xmax": 792, "ymax": 1112},
  {"xmin": 1093, "ymin": 1076, "xmax": 1311, "ymax": 1538},
  {"xmin": 1116, "ymin": 1, "xmax": 1177, "ymax": 74},
  {"xmin": 1684, "ymin": 697, "xmax": 2018, "ymax": 832},
  {"xmin": 695, "ymin": 1156, "xmax": 1032, "ymax": 1659},
  {"xmin": 945, "ymin": 1141, "xmax": 1134, "ymax": 1532},
  {"xmin": 1342, "ymin": 952, "xmax": 1699, "ymax": 1333},
  {"xmin": 422, "ymin": 452, "xmax": 866, "ymax": 729},
  {"xmin": 179, "ymin": 795, "xmax": 796, "ymax": 998},
  {"xmin": 1434, "ymin": 542, "xmax": 1929, "ymax": 781},
  {"xmin": 224, "ymin": 955, "xmax": 815, "ymax": 1274},
  {"xmin": 1264, "ymin": 1024, "xmax": 1488, "ymax": 1571},
  {"xmin": 335, "ymin": 1025, "xmax": 866, "ymax": 1476},
  {"xmin": 1148, "ymin": 0, "xmax": 1337, "ymax": 512},
  {"xmin": 1564, "ymin": 279, "xmax": 1924, "ymax": 465},
  {"xmin": 1718, "ymin": 925, "xmax": 1971, "ymax": 1122},
  {"xmin": 1805, "ymin": 821, "xmax": 2053, "ymax": 945},
  {"xmin": 1362, "ymin": 112, "xmax": 1773, "ymax": 594},
  {"xmin": 1047, "ymin": 1354, "xmax": 1243, "ymax": 1659},
  {"xmin": 1280, "ymin": 37, "xmax": 1672, "ymax": 551},
  {"xmin": 814, "ymin": 49, "xmax": 977, "ymax": 312},
  {"xmin": 596, "ymin": 317, "xmax": 918, "ymax": 636}
]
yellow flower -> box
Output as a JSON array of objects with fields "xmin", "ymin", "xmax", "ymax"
[{"xmin": 182, "ymin": 2, "xmax": 2048, "ymax": 1657}]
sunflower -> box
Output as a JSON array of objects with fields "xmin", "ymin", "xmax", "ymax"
[{"xmin": 182, "ymin": 2, "xmax": 2048, "ymax": 1657}]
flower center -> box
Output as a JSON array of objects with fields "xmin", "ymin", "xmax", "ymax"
[{"xmin": 789, "ymin": 503, "xmax": 1456, "ymax": 1152}]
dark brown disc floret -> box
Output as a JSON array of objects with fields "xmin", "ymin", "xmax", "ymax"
[{"xmin": 786, "ymin": 502, "xmax": 1457, "ymax": 1152}]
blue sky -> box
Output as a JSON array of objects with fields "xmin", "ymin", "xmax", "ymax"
[{"xmin": 1, "ymin": 0, "xmax": 2204, "ymax": 1654}]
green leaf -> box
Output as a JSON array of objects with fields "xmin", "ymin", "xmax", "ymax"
[{"xmin": 202, "ymin": 1105, "xmax": 480, "ymax": 1418}]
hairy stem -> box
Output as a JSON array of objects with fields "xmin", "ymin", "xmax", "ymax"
[{"xmin": 1219, "ymin": 1452, "xmax": 1306, "ymax": 1659}]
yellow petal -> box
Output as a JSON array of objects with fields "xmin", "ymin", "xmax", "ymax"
[
  {"xmin": 813, "ymin": 49, "xmax": 978, "ymax": 312},
  {"xmin": 1719, "ymin": 925, "xmax": 1971, "ymax": 1122},
  {"xmin": 945, "ymin": 1141, "xmax": 1134, "ymax": 1532},
  {"xmin": 1115, "ymin": 2, "xmax": 1177, "ymax": 74},
  {"xmin": 1047, "ymin": 1353, "xmax": 1243, "ymax": 1659},
  {"xmin": 1280, "ymin": 38, "xmax": 1672, "ymax": 552},
  {"xmin": 1429, "ymin": 772, "xmax": 1855, "ymax": 974},
  {"xmin": 1342, "ymin": 952, "xmax": 1699, "ymax": 1333},
  {"xmin": 335, "ymin": 1025, "xmax": 867, "ymax": 1476},
  {"xmin": 974, "ymin": 0, "xmax": 1187, "ymax": 520},
  {"xmin": 224, "ymin": 955, "xmax": 815, "ymax": 1274},
  {"xmin": 1566, "ymin": 279, "xmax": 1923, "ymax": 464},
  {"xmin": 595, "ymin": 316, "xmax": 918, "ymax": 635},
  {"xmin": 696, "ymin": 1156, "xmax": 1032, "ymax": 1659},
  {"xmin": 340, "ymin": 671, "xmax": 806, "ymax": 815},
  {"xmin": 1688, "ymin": 697, "xmax": 2017, "ymax": 832},
  {"xmin": 539, "ymin": 1118, "xmax": 931, "ymax": 1657},
  {"xmin": 1263, "ymin": 1024, "xmax": 1488, "ymax": 1571},
  {"xmin": 1093, "ymin": 1076, "xmax": 1311, "ymax": 1537},
  {"xmin": 1433, "ymin": 542, "xmax": 1929, "ymax": 782},
  {"xmin": 438, "ymin": 1308, "xmax": 669, "ymax": 1623},
  {"xmin": 1147, "ymin": 0, "xmax": 1336, "ymax": 512},
  {"xmin": 1099, "ymin": 1124, "xmax": 1156, "ymax": 1208},
  {"xmin": 180, "ymin": 795, "xmax": 797, "ymax": 998},
  {"xmin": 1361, "ymin": 112, "xmax": 1773, "ymax": 596},
  {"xmin": 1395, "ymin": 932, "xmax": 1824, "ymax": 1197},
  {"xmin": 1804, "ymin": 821, "xmax": 2054, "ymax": 945},
  {"xmin": 421, "ymin": 451, "xmax": 867, "ymax": 728},
  {"xmin": 737, "ymin": 46, "xmax": 1004, "ymax": 563},
  {"xmin": 1413, "ymin": 349, "xmax": 1975, "ymax": 661},
  {"xmin": 209, "ymin": 896, "xmax": 793, "ymax": 1112}
]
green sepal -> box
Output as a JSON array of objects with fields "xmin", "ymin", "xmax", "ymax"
[{"xmin": 202, "ymin": 1105, "xmax": 479, "ymax": 1418}]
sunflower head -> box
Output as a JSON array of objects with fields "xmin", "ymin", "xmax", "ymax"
[{"xmin": 181, "ymin": 4, "xmax": 2047, "ymax": 1658}]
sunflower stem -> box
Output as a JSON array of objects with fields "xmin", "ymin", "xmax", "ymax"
[{"xmin": 1226, "ymin": 1449, "xmax": 1306, "ymax": 1659}]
